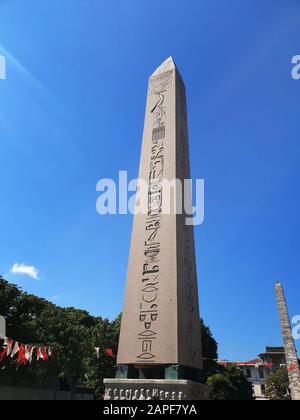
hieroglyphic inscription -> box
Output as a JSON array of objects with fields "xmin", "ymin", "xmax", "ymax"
[{"xmin": 136, "ymin": 73, "xmax": 173, "ymax": 362}]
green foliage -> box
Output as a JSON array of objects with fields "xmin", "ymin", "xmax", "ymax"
[
  {"xmin": 0, "ymin": 276, "xmax": 254, "ymax": 400},
  {"xmin": 0, "ymin": 276, "xmax": 119, "ymax": 397},
  {"xmin": 207, "ymin": 364, "xmax": 254, "ymax": 400},
  {"xmin": 200, "ymin": 318, "xmax": 219, "ymax": 381},
  {"xmin": 265, "ymin": 367, "xmax": 291, "ymax": 400},
  {"xmin": 207, "ymin": 373, "xmax": 233, "ymax": 400},
  {"xmin": 201, "ymin": 319, "xmax": 218, "ymax": 359}
]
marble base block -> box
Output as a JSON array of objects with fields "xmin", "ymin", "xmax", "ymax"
[{"xmin": 104, "ymin": 379, "xmax": 211, "ymax": 401}]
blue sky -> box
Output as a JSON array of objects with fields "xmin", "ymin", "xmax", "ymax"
[{"xmin": 0, "ymin": 0, "xmax": 299, "ymax": 361}]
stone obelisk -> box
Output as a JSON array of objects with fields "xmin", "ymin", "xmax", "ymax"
[
  {"xmin": 104, "ymin": 58, "xmax": 210, "ymax": 400},
  {"xmin": 275, "ymin": 282, "xmax": 300, "ymax": 400}
]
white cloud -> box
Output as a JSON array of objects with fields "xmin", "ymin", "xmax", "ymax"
[
  {"xmin": 11, "ymin": 263, "xmax": 39, "ymax": 280},
  {"xmin": 50, "ymin": 295, "xmax": 60, "ymax": 302}
]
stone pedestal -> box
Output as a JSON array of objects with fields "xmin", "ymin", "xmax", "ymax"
[{"xmin": 104, "ymin": 379, "xmax": 211, "ymax": 401}]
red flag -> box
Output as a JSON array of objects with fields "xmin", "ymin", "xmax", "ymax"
[
  {"xmin": 105, "ymin": 348, "xmax": 114, "ymax": 357},
  {"xmin": 41, "ymin": 347, "xmax": 49, "ymax": 361},
  {"xmin": 265, "ymin": 363, "xmax": 273, "ymax": 369},
  {"xmin": 288, "ymin": 363, "xmax": 297, "ymax": 373},
  {"xmin": 0, "ymin": 347, "xmax": 7, "ymax": 361},
  {"xmin": 17, "ymin": 344, "xmax": 28, "ymax": 365},
  {"xmin": 0, "ymin": 338, "xmax": 14, "ymax": 361}
]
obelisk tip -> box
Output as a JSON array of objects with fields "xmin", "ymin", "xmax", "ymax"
[{"xmin": 151, "ymin": 56, "xmax": 176, "ymax": 77}]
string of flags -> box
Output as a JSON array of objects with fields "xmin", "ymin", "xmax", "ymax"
[
  {"xmin": 95, "ymin": 348, "xmax": 114, "ymax": 359},
  {"xmin": 0, "ymin": 337, "xmax": 51, "ymax": 366},
  {"xmin": 1, "ymin": 339, "xmax": 114, "ymax": 366},
  {"xmin": 203, "ymin": 358, "xmax": 274, "ymax": 369},
  {"xmin": 1, "ymin": 329, "xmax": 114, "ymax": 367}
]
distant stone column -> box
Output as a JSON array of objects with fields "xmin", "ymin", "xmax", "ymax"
[{"xmin": 275, "ymin": 282, "xmax": 300, "ymax": 400}]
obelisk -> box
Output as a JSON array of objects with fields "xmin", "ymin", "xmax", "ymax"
[
  {"xmin": 275, "ymin": 282, "xmax": 300, "ymax": 400},
  {"xmin": 104, "ymin": 58, "xmax": 210, "ymax": 400}
]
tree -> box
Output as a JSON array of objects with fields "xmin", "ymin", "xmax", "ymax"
[
  {"xmin": 200, "ymin": 318, "xmax": 219, "ymax": 381},
  {"xmin": 265, "ymin": 367, "xmax": 291, "ymax": 400},
  {"xmin": 0, "ymin": 277, "xmax": 119, "ymax": 398},
  {"xmin": 200, "ymin": 319, "xmax": 254, "ymax": 400},
  {"xmin": 206, "ymin": 373, "xmax": 234, "ymax": 400},
  {"xmin": 207, "ymin": 364, "xmax": 254, "ymax": 400},
  {"xmin": 1, "ymin": 277, "xmax": 254, "ymax": 400}
]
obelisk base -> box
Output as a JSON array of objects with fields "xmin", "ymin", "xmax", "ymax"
[{"xmin": 104, "ymin": 379, "xmax": 211, "ymax": 400}]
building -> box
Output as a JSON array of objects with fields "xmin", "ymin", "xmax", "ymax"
[{"xmin": 218, "ymin": 347, "xmax": 287, "ymax": 400}]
